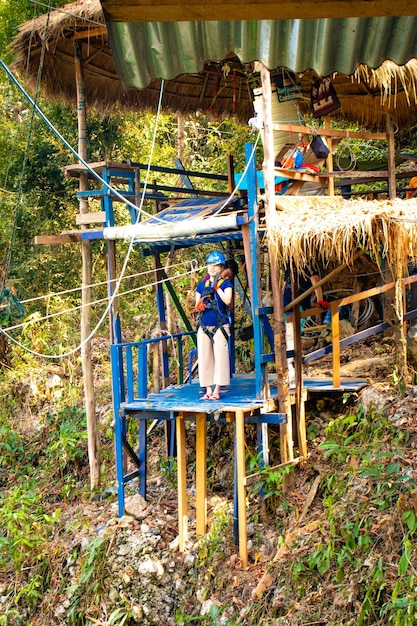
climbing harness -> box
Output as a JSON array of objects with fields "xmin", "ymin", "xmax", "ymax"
[{"xmin": 196, "ymin": 277, "xmax": 230, "ymax": 342}]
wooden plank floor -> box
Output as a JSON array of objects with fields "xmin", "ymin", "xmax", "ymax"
[{"xmin": 122, "ymin": 373, "xmax": 369, "ymax": 415}]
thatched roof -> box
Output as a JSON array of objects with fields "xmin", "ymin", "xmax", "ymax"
[
  {"xmin": 9, "ymin": 0, "xmax": 417, "ymax": 130},
  {"xmin": 266, "ymin": 197, "xmax": 417, "ymax": 276}
]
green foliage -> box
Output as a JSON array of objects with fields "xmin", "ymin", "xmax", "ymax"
[
  {"xmin": 284, "ymin": 403, "xmax": 417, "ymax": 624},
  {"xmin": 198, "ymin": 503, "xmax": 231, "ymax": 566},
  {"xmin": 67, "ymin": 535, "xmax": 110, "ymax": 625}
]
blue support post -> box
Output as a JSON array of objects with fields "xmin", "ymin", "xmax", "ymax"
[
  {"xmin": 245, "ymin": 142, "xmax": 265, "ymax": 398},
  {"xmin": 154, "ymin": 255, "xmax": 170, "ymax": 383},
  {"xmin": 138, "ymin": 419, "xmax": 147, "ymax": 499},
  {"xmin": 137, "ymin": 344, "xmax": 148, "ymax": 398},
  {"xmin": 111, "ymin": 344, "xmax": 126, "ymax": 517}
]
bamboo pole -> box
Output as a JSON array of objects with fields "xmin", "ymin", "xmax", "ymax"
[
  {"xmin": 235, "ymin": 410, "xmax": 248, "ymax": 568},
  {"xmin": 386, "ymin": 113, "xmax": 396, "ymax": 200},
  {"xmin": 195, "ymin": 413, "xmax": 207, "ymax": 537},
  {"xmin": 74, "ymin": 41, "xmax": 100, "ymax": 489},
  {"xmin": 324, "ymin": 116, "xmax": 335, "ymax": 196}
]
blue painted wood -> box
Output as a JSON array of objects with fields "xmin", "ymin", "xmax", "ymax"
[
  {"xmin": 245, "ymin": 142, "xmax": 265, "ymax": 399},
  {"xmin": 81, "ymin": 231, "xmax": 104, "ymax": 240},
  {"xmin": 126, "ymin": 347, "xmax": 134, "ymax": 402},
  {"xmin": 404, "ymin": 308, "xmax": 417, "ymax": 321},
  {"xmin": 111, "ymin": 344, "xmax": 126, "ymax": 517},
  {"xmin": 137, "ymin": 344, "xmax": 148, "ymax": 398},
  {"xmin": 303, "ymin": 321, "xmax": 390, "ymax": 363},
  {"xmin": 139, "ymin": 420, "xmax": 147, "ymax": 499}
]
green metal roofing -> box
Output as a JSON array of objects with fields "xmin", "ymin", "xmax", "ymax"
[{"xmin": 107, "ymin": 16, "xmax": 417, "ymax": 89}]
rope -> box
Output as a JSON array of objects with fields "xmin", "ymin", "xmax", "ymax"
[
  {"xmin": 0, "ymin": 61, "xmax": 169, "ymax": 225},
  {"xmin": 211, "ymin": 130, "xmax": 261, "ymax": 218},
  {"xmin": 1, "ymin": 3, "xmax": 53, "ymax": 289},
  {"xmin": 0, "ymin": 261, "xmax": 191, "ymax": 309},
  {"xmin": 0, "ymin": 289, "xmax": 25, "ymax": 327},
  {"xmin": 2, "ymin": 264, "xmax": 198, "ymax": 333},
  {"xmin": 0, "ymin": 78, "xmax": 167, "ymax": 359},
  {"xmin": 28, "ymin": 0, "xmax": 104, "ymax": 26}
]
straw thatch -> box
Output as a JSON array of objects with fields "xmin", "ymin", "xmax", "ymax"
[
  {"xmin": 10, "ymin": 0, "xmax": 256, "ymax": 121},
  {"xmin": 266, "ymin": 197, "xmax": 417, "ymax": 278},
  {"xmin": 9, "ymin": 0, "xmax": 417, "ymax": 130}
]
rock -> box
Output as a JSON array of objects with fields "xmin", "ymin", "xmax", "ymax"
[
  {"xmin": 137, "ymin": 558, "xmax": 164, "ymax": 579},
  {"xmin": 124, "ymin": 494, "xmax": 150, "ymax": 519},
  {"xmin": 359, "ymin": 384, "xmax": 394, "ymax": 416}
]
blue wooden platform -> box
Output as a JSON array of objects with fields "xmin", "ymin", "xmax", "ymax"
[{"xmin": 122, "ymin": 373, "xmax": 369, "ymax": 417}]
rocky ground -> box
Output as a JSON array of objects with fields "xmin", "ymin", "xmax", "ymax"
[{"xmin": 4, "ymin": 329, "xmax": 417, "ymax": 625}]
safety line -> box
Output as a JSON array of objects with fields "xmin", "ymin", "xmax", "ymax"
[
  {"xmin": 0, "ymin": 78, "xmax": 167, "ymax": 359},
  {"xmin": 211, "ymin": 130, "xmax": 261, "ymax": 217},
  {"xmin": 3, "ymin": 264, "xmax": 200, "ymax": 333},
  {"xmin": 0, "ymin": 260, "xmax": 192, "ymax": 308},
  {"xmin": 1, "ymin": 4, "xmax": 53, "ymax": 289},
  {"xmin": 28, "ymin": 0, "xmax": 104, "ymax": 26},
  {"xmin": 0, "ymin": 61, "xmax": 169, "ymax": 225}
]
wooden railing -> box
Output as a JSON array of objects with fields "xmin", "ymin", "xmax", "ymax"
[{"xmin": 303, "ymin": 275, "xmax": 417, "ymax": 387}]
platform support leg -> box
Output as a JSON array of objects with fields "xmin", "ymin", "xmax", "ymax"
[
  {"xmin": 296, "ymin": 390, "xmax": 308, "ymax": 460},
  {"xmin": 195, "ymin": 412, "xmax": 207, "ymax": 537},
  {"xmin": 176, "ymin": 414, "xmax": 188, "ymax": 551},
  {"xmin": 115, "ymin": 412, "xmax": 125, "ymax": 518},
  {"xmin": 235, "ymin": 410, "xmax": 248, "ymax": 568},
  {"xmin": 138, "ymin": 419, "xmax": 147, "ymax": 499}
]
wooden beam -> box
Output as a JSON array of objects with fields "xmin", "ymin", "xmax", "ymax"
[
  {"xmin": 195, "ymin": 413, "xmax": 207, "ymax": 538},
  {"xmin": 235, "ymin": 410, "xmax": 248, "ymax": 569},
  {"xmin": 101, "ymin": 0, "xmax": 415, "ymax": 23},
  {"xmin": 72, "ymin": 27, "xmax": 108, "ymax": 40},
  {"xmin": 331, "ymin": 303, "xmax": 341, "ymax": 388},
  {"xmin": 76, "ymin": 211, "xmax": 106, "ymax": 225},
  {"xmin": 33, "ymin": 234, "xmax": 82, "ymax": 244},
  {"xmin": 324, "ymin": 116, "xmax": 335, "ymax": 196},
  {"xmin": 272, "ymin": 123, "xmax": 386, "ymax": 141},
  {"xmin": 176, "ymin": 415, "xmax": 188, "ymax": 552},
  {"xmin": 274, "ymin": 168, "xmax": 328, "ymax": 184}
]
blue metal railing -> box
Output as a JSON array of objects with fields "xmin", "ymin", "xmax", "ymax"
[{"xmin": 110, "ymin": 330, "xmax": 197, "ymax": 404}]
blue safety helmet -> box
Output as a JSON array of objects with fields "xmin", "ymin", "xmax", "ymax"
[{"xmin": 206, "ymin": 250, "xmax": 225, "ymax": 265}]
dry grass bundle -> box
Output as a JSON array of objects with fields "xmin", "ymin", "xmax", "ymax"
[
  {"xmin": 9, "ymin": 0, "xmax": 417, "ymax": 129},
  {"xmin": 266, "ymin": 197, "xmax": 417, "ymax": 277}
]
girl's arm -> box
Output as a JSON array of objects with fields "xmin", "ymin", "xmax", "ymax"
[{"xmin": 215, "ymin": 285, "xmax": 233, "ymax": 307}]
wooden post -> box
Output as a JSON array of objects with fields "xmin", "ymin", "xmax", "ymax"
[
  {"xmin": 176, "ymin": 415, "xmax": 188, "ymax": 551},
  {"xmin": 386, "ymin": 114, "xmax": 396, "ymax": 200},
  {"xmin": 293, "ymin": 297, "xmax": 307, "ymax": 459},
  {"xmin": 331, "ymin": 302, "xmax": 341, "ymax": 387},
  {"xmin": 324, "ymin": 116, "xmax": 335, "ymax": 196},
  {"xmin": 235, "ymin": 410, "xmax": 248, "ymax": 568},
  {"xmin": 195, "ymin": 412, "xmax": 207, "ymax": 537},
  {"xmin": 259, "ymin": 63, "xmax": 293, "ymax": 463},
  {"xmin": 74, "ymin": 41, "xmax": 100, "ymax": 489}
]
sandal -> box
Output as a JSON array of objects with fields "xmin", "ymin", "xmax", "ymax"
[
  {"xmin": 209, "ymin": 392, "xmax": 220, "ymax": 401},
  {"xmin": 201, "ymin": 393, "xmax": 212, "ymax": 400}
]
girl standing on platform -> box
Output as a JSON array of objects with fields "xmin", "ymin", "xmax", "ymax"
[{"xmin": 195, "ymin": 251, "xmax": 233, "ymax": 400}]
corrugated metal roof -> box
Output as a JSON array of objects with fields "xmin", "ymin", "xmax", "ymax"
[{"xmin": 107, "ymin": 16, "xmax": 417, "ymax": 89}]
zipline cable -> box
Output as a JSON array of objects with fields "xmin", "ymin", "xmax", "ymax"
[
  {"xmin": 1, "ymin": 3, "xmax": 53, "ymax": 290},
  {"xmin": 0, "ymin": 61, "xmax": 169, "ymax": 225},
  {"xmin": 0, "ymin": 78, "xmax": 167, "ymax": 359},
  {"xmin": 211, "ymin": 129, "xmax": 261, "ymax": 217}
]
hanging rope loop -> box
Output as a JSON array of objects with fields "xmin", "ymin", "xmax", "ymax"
[{"xmin": 0, "ymin": 288, "xmax": 25, "ymax": 327}]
